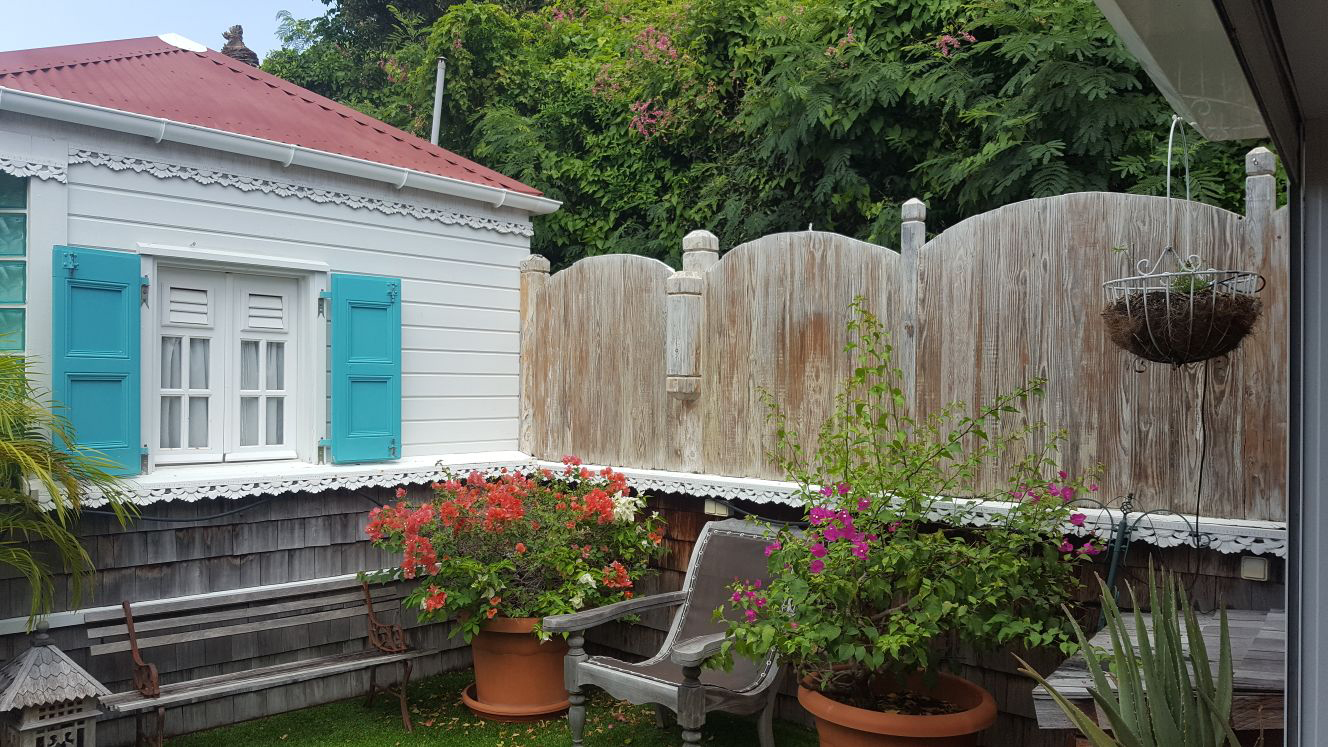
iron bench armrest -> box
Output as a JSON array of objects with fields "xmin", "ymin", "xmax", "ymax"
[
  {"xmin": 669, "ymin": 632, "xmax": 729, "ymax": 668},
  {"xmin": 542, "ymin": 590, "xmax": 687, "ymax": 633}
]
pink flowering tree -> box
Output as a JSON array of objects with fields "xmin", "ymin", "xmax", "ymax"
[{"xmin": 716, "ymin": 299, "xmax": 1102, "ymax": 707}]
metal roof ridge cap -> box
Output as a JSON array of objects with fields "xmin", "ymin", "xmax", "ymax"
[{"xmin": 0, "ymin": 86, "xmax": 561, "ymax": 215}]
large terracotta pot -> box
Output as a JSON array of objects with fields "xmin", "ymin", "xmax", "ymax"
[
  {"xmin": 461, "ymin": 617, "xmax": 570, "ymax": 722},
  {"xmin": 797, "ymin": 672, "xmax": 997, "ymax": 747}
]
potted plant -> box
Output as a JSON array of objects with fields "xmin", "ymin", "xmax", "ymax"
[
  {"xmin": 1018, "ymin": 568, "xmax": 1242, "ymax": 747},
  {"xmin": 366, "ymin": 459, "xmax": 664, "ymax": 721},
  {"xmin": 716, "ymin": 300, "xmax": 1101, "ymax": 747}
]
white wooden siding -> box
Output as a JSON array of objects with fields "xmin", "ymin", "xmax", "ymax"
[{"xmin": 1, "ymin": 113, "xmax": 530, "ymax": 460}]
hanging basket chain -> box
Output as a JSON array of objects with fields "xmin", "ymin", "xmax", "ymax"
[{"xmin": 1101, "ymin": 116, "xmax": 1264, "ymax": 367}]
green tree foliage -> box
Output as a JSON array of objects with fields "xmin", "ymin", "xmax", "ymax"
[
  {"xmin": 263, "ymin": 0, "xmax": 1268, "ymax": 267},
  {"xmin": 0, "ymin": 353, "xmax": 134, "ymax": 627}
]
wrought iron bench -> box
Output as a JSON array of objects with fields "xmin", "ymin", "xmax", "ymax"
[
  {"xmin": 543, "ymin": 518, "xmax": 783, "ymax": 747},
  {"xmin": 88, "ymin": 578, "xmax": 436, "ymax": 747}
]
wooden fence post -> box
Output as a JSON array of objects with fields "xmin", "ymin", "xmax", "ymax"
[
  {"xmin": 899, "ymin": 198, "xmax": 925, "ymax": 412},
  {"xmin": 667, "ymin": 230, "xmax": 718, "ymax": 471},
  {"xmin": 519, "ymin": 254, "xmax": 550, "ymax": 456}
]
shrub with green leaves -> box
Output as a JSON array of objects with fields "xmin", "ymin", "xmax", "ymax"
[{"xmin": 714, "ymin": 300, "xmax": 1101, "ymax": 706}]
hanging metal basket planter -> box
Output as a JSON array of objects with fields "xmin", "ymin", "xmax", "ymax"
[
  {"xmin": 1102, "ymin": 254, "xmax": 1263, "ymax": 365},
  {"xmin": 1101, "ymin": 117, "xmax": 1265, "ymax": 367}
]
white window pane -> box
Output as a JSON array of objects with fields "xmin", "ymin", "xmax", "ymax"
[
  {"xmin": 188, "ymin": 397, "xmax": 208, "ymax": 448},
  {"xmin": 266, "ymin": 342, "xmax": 284, "ymax": 390},
  {"xmin": 161, "ymin": 337, "xmax": 182, "ymax": 389},
  {"xmin": 188, "ymin": 338, "xmax": 209, "ymax": 389},
  {"xmin": 240, "ymin": 340, "xmax": 259, "ymax": 390},
  {"xmin": 265, "ymin": 397, "xmax": 284, "ymax": 445},
  {"xmin": 240, "ymin": 397, "xmax": 259, "ymax": 446},
  {"xmin": 160, "ymin": 396, "xmax": 181, "ymax": 448}
]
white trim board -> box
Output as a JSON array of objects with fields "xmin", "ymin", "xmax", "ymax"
[
  {"xmin": 98, "ymin": 452, "xmax": 1287, "ymax": 558},
  {"xmin": 532, "ymin": 461, "xmax": 1290, "ymax": 558}
]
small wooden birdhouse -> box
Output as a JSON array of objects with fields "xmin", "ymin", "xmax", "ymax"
[{"xmin": 0, "ymin": 623, "xmax": 110, "ymax": 747}]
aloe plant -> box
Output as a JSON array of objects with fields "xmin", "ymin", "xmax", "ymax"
[{"xmin": 1017, "ymin": 569, "xmax": 1243, "ymax": 747}]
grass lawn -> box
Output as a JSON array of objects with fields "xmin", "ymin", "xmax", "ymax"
[{"xmin": 169, "ymin": 669, "xmax": 819, "ymax": 746}]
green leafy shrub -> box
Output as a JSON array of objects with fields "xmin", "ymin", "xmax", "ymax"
[
  {"xmin": 715, "ymin": 300, "xmax": 1101, "ymax": 706},
  {"xmin": 366, "ymin": 458, "xmax": 664, "ymax": 640}
]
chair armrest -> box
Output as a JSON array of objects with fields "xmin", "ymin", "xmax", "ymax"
[
  {"xmin": 542, "ymin": 590, "xmax": 687, "ymax": 633},
  {"xmin": 669, "ymin": 632, "xmax": 729, "ymax": 668}
]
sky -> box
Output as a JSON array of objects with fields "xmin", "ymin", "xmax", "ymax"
[{"xmin": 0, "ymin": 0, "xmax": 330, "ymax": 60}]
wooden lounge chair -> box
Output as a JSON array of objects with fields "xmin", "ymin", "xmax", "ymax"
[{"xmin": 543, "ymin": 518, "xmax": 782, "ymax": 747}]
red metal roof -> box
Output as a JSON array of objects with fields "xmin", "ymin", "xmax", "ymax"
[{"xmin": 0, "ymin": 36, "xmax": 540, "ymax": 196}]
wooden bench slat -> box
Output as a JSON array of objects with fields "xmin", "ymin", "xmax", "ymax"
[
  {"xmin": 86, "ymin": 587, "xmax": 400, "ymax": 639},
  {"xmin": 100, "ymin": 648, "xmax": 437, "ymax": 713},
  {"xmin": 83, "ymin": 575, "xmax": 373, "ymax": 623},
  {"xmin": 89, "ymin": 601, "xmax": 400, "ymax": 656}
]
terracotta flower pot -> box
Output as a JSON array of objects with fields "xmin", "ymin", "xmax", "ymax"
[
  {"xmin": 797, "ymin": 672, "xmax": 997, "ymax": 747},
  {"xmin": 461, "ymin": 617, "xmax": 570, "ymax": 722}
]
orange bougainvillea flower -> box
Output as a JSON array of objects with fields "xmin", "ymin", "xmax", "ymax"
[
  {"xmin": 516, "ymin": 542, "xmax": 527, "ymax": 554},
  {"xmin": 486, "ymin": 607, "xmax": 497, "ymax": 619},
  {"xmin": 490, "ymin": 596, "xmax": 501, "ymax": 606}
]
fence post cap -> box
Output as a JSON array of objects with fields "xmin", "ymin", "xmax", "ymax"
[
  {"xmin": 683, "ymin": 230, "xmax": 719, "ymax": 252},
  {"xmin": 1245, "ymin": 147, "xmax": 1276, "ymax": 176},
  {"xmin": 520, "ymin": 254, "xmax": 551, "ymax": 273},
  {"xmin": 901, "ymin": 198, "xmax": 926, "ymax": 222}
]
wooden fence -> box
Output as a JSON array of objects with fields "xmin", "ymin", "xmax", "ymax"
[{"xmin": 520, "ymin": 148, "xmax": 1288, "ymax": 522}]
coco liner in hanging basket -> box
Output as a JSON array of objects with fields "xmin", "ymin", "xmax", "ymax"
[{"xmin": 1102, "ymin": 286, "xmax": 1262, "ymax": 366}]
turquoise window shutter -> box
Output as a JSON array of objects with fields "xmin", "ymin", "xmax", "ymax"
[
  {"xmin": 51, "ymin": 246, "xmax": 142, "ymax": 475},
  {"xmin": 329, "ymin": 273, "xmax": 402, "ymax": 464}
]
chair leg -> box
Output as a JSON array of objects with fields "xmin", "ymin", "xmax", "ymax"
[
  {"xmin": 757, "ymin": 693, "xmax": 777, "ymax": 747},
  {"xmin": 653, "ymin": 704, "xmax": 671, "ymax": 729},
  {"xmin": 366, "ymin": 664, "xmax": 378, "ymax": 707},
  {"xmin": 568, "ymin": 687, "xmax": 587, "ymax": 746},
  {"xmin": 678, "ymin": 664, "xmax": 705, "ymax": 746},
  {"xmin": 135, "ymin": 712, "xmax": 144, "ymax": 747},
  {"xmin": 397, "ymin": 660, "xmax": 413, "ymax": 732}
]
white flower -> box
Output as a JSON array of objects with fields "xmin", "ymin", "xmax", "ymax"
[
  {"xmin": 570, "ymin": 593, "xmax": 584, "ymax": 610},
  {"xmin": 611, "ymin": 490, "xmax": 642, "ymax": 524},
  {"xmin": 577, "ymin": 572, "xmax": 597, "ymax": 588}
]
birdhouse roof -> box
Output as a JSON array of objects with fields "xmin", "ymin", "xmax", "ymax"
[{"xmin": 0, "ymin": 639, "xmax": 109, "ymax": 711}]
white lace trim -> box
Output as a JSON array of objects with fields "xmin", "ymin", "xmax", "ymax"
[
  {"xmin": 68, "ymin": 150, "xmax": 534, "ymax": 237},
  {"xmin": 0, "ymin": 153, "xmax": 67, "ymax": 182},
  {"xmin": 533, "ymin": 461, "xmax": 1288, "ymax": 558},
  {"xmin": 107, "ymin": 453, "xmax": 536, "ymax": 506},
  {"xmin": 104, "ymin": 453, "xmax": 1285, "ymax": 557}
]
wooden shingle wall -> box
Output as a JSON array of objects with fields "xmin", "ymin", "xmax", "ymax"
[
  {"xmin": 0, "ymin": 486, "xmax": 466, "ymax": 746},
  {"xmin": 521, "ymin": 152, "xmax": 1289, "ymax": 521}
]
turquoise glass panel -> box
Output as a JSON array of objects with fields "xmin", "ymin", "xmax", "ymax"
[
  {"xmin": 0, "ymin": 173, "xmax": 24, "ymax": 209},
  {"xmin": 0, "ymin": 309, "xmax": 24, "ymax": 350},
  {"xmin": 0, "ymin": 262, "xmax": 24, "ymax": 303},
  {"xmin": 0, "ymin": 216, "xmax": 25, "ymax": 256}
]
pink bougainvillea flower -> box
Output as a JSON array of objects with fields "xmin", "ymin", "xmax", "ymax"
[
  {"xmin": 753, "ymin": 580, "xmax": 762, "ymax": 589},
  {"xmin": 1089, "ymin": 484, "xmax": 1100, "ymax": 492},
  {"xmin": 755, "ymin": 597, "xmax": 767, "ymax": 607},
  {"xmin": 731, "ymin": 591, "xmax": 742, "ymax": 603},
  {"xmin": 887, "ymin": 522, "xmax": 902, "ymax": 533},
  {"xmin": 1078, "ymin": 542, "xmax": 1102, "ymax": 556},
  {"xmin": 395, "ymin": 486, "xmax": 407, "ymax": 498},
  {"xmin": 744, "ymin": 609, "xmax": 757, "ymax": 622},
  {"xmin": 764, "ymin": 541, "xmax": 781, "ymax": 557},
  {"xmin": 837, "ymin": 483, "xmax": 852, "ymax": 495},
  {"xmin": 1058, "ymin": 540, "xmax": 1074, "ymax": 553},
  {"xmin": 1058, "ymin": 470, "xmax": 1068, "ymax": 479},
  {"xmin": 809, "ymin": 559, "xmax": 825, "ymax": 574},
  {"xmin": 851, "ymin": 542, "xmax": 869, "ymax": 559},
  {"xmin": 857, "ymin": 497, "xmax": 871, "ymax": 511},
  {"xmin": 819, "ymin": 485, "xmax": 834, "ymax": 497},
  {"xmin": 810, "ymin": 543, "xmax": 828, "ymax": 558},
  {"xmin": 1069, "ymin": 513, "xmax": 1087, "ymax": 527}
]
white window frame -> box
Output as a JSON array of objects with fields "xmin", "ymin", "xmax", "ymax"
[{"xmin": 137, "ymin": 245, "xmax": 328, "ymax": 473}]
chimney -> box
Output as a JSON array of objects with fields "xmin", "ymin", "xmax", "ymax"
[{"xmin": 221, "ymin": 25, "xmax": 260, "ymax": 67}]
